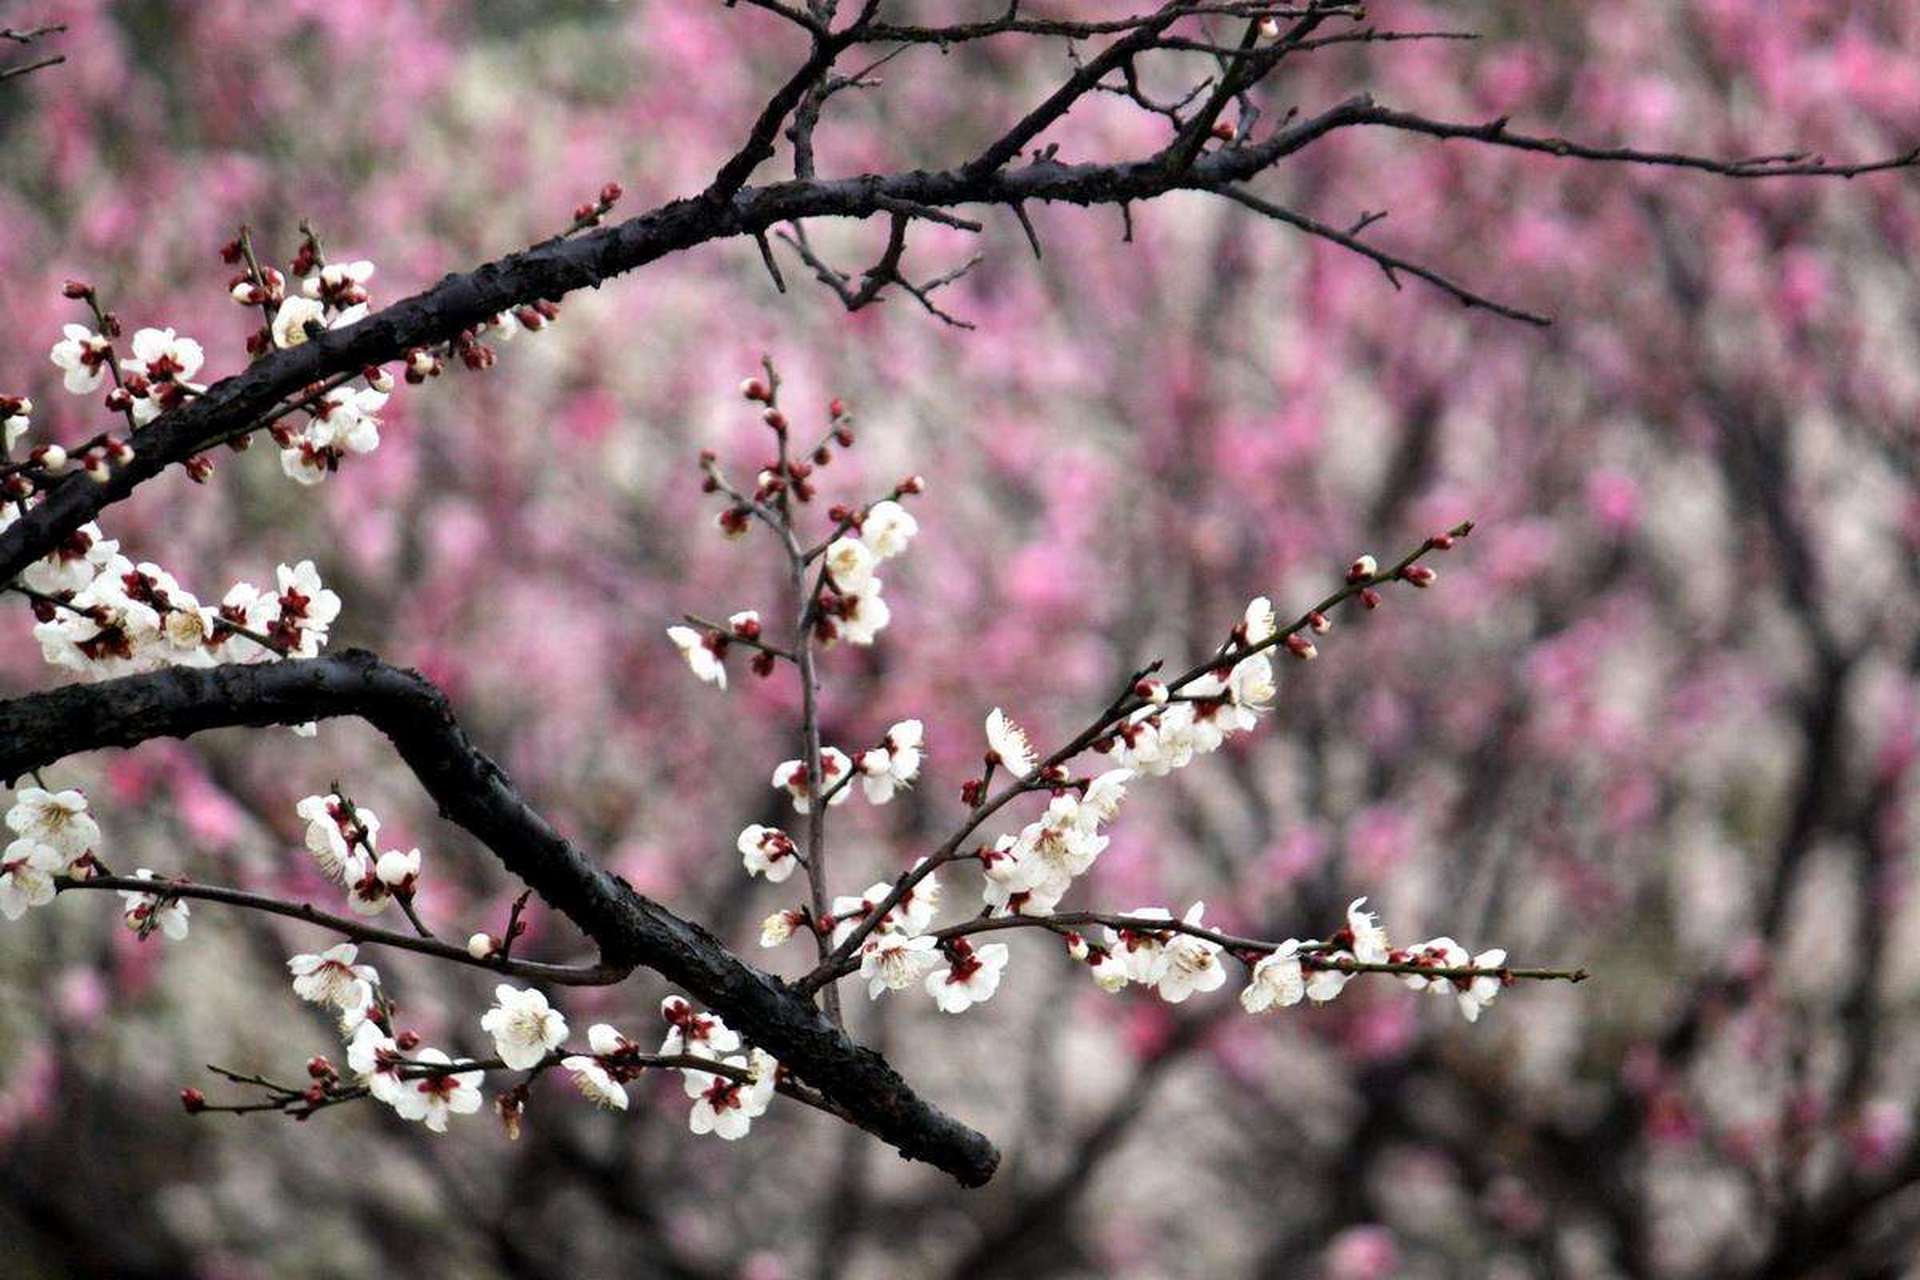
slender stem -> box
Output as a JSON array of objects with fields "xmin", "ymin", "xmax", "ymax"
[{"xmin": 55, "ymin": 874, "xmax": 630, "ymax": 985}]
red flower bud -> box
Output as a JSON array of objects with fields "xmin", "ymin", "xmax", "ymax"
[{"xmin": 180, "ymin": 1088, "xmax": 207, "ymax": 1114}]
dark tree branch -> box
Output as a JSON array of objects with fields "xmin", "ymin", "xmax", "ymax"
[
  {"xmin": 5, "ymin": 90, "xmax": 1912, "ymax": 585},
  {"xmin": 0, "ymin": 652, "xmax": 1000, "ymax": 1187}
]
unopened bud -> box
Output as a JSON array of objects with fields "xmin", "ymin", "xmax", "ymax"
[
  {"xmin": 307, "ymin": 1056, "xmax": 335, "ymax": 1080},
  {"xmin": 740, "ymin": 378, "xmax": 770, "ymax": 403},
  {"xmin": 1402, "ymin": 564, "xmax": 1437, "ymax": 589},
  {"xmin": 1284, "ymin": 632, "xmax": 1318, "ymax": 661},
  {"xmin": 1360, "ymin": 587, "xmax": 1383, "ymax": 610},
  {"xmin": 898, "ymin": 474, "xmax": 925, "ymax": 495},
  {"xmin": 62, "ymin": 279, "xmax": 94, "ymax": 300},
  {"xmin": 762, "ymin": 408, "xmax": 787, "ymax": 431},
  {"xmin": 468, "ymin": 932, "xmax": 499, "ymax": 960},
  {"xmin": 1347, "ymin": 555, "xmax": 1378, "ymax": 584},
  {"xmin": 1135, "ymin": 678, "xmax": 1168, "ymax": 705},
  {"xmin": 1307, "ymin": 610, "xmax": 1331, "ymax": 634},
  {"xmin": 180, "ymin": 1087, "xmax": 207, "ymax": 1113}
]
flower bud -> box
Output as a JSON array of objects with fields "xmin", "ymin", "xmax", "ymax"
[
  {"xmin": 467, "ymin": 932, "xmax": 499, "ymax": 959},
  {"xmin": 62, "ymin": 279, "xmax": 94, "ymax": 299},
  {"xmin": 1347, "ymin": 555, "xmax": 1378, "ymax": 584},
  {"xmin": 1360, "ymin": 587, "xmax": 1383, "ymax": 610},
  {"xmin": 1307, "ymin": 610, "xmax": 1331, "ymax": 634},
  {"xmin": 1402, "ymin": 564, "xmax": 1437, "ymax": 588},
  {"xmin": 740, "ymin": 377, "xmax": 770, "ymax": 403},
  {"xmin": 1284, "ymin": 632, "xmax": 1318, "ymax": 661},
  {"xmin": 179, "ymin": 1087, "xmax": 207, "ymax": 1114}
]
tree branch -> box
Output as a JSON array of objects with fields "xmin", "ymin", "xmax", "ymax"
[{"xmin": 0, "ymin": 651, "xmax": 1000, "ymax": 1186}]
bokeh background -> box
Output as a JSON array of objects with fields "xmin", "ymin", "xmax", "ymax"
[{"xmin": 2, "ymin": 2, "xmax": 1919, "ymax": 1276}]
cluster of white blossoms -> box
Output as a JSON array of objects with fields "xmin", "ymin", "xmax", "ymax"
[
  {"xmin": 1, "ymin": 787, "xmax": 101, "ymax": 919},
  {"xmin": 3, "ymin": 786, "xmax": 192, "ymax": 941},
  {"xmin": 23, "ymin": 543, "xmax": 341, "ymax": 680},
  {"xmin": 978, "ymin": 754, "xmax": 1131, "ymax": 916},
  {"xmin": 51, "ymin": 324, "xmax": 204, "ymax": 425},
  {"xmin": 294, "ymin": 792, "xmax": 425, "ymax": 918},
  {"xmin": 761, "ymin": 718, "xmax": 923, "ymax": 828},
  {"xmin": 814, "ymin": 498, "xmax": 916, "ymax": 647},
  {"xmin": 666, "ymin": 610, "xmax": 761, "ymax": 691},
  {"xmin": 1100, "ymin": 598, "xmax": 1284, "ymax": 777}
]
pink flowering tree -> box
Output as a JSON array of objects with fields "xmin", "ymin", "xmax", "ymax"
[{"xmin": 0, "ymin": 4, "xmax": 1916, "ymax": 1274}]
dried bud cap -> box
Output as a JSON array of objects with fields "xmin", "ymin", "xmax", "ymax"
[
  {"xmin": 220, "ymin": 239, "xmax": 244, "ymax": 264},
  {"xmin": 812, "ymin": 445, "xmax": 832, "ymax": 466},
  {"xmin": 1347, "ymin": 555, "xmax": 1378, "ymax": 584},
  {"xmin": 62, "ymin": 279, "xmax": 94, "ymax": 300},
  {"xmin": 960, "ymin": 778, "xmax": 986, "ymax": 807},
  {"xmin": 740, "ymin": 378, "xmax": 771, "ymax": 403},
  {"xmin": 762, "ymin": 408, "xmax": 787, "ymax": 431},
  {"xmin": 600, "ymin": 181, "xmax": 624, "ymax": 207},
  {"xmin": 395, "ymin": 1029, "xmax": 421, "ymax": 1051},
  {"xmin": 467, "ymin": 931, "xmax": 499, "ymax": 959},
  {"xmin": 898, "ymin": 474, "xmax": 926, "ymax": 495},
  {"xmin": 750, "ymin": 650, "xmax": 777, "ymax": 678},
  {"xmin": 179, "ymin": 1087, "xmax": 207, "ymax": 1114},
  {"xmin": 1307, "ymin": 610, "xmax": 1331, "ymax": 634},
  {"xmin": 1402, "ymin": 564, "xmax": 1437, "ymax": 589},
  {"xmin": 1284, "ymin": 632, "xmax": 1318, "ymax": 661},
  {"xmin": 307, "ymin": 1056, "xmax": 335, "ymax": 1080},
  {"xmin": 1360, "ymin": 587, "xmax": 1383, "ymax": 610},
  {"xmin": 1135, "ymin": 678, "xmax": 1169, "ymax": 705}
]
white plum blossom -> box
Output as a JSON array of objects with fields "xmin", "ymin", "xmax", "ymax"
[
  {"xmin": 296, "ymin": 792, "xmax": 376, "ymax": 884},
  {"xmin": 760, "ymin": 909, "xmax": 803, "ymax": 948},
  {"xmin": 480, "ymin": 984, "xmax": 570, "ymax": 1070},
  {"xmin": 279, "ymin": 386, "xmax": 387, "ymax": 485},
  {"xmin": 49, "ymin": 324, "xmax": 112, "ymax": 394},
  {"xmin": 861, "ymin": 500, "xmax": 919, "ymax": 558},
  {"xmin": 737, "ymin": 824, "xmax": 798, "ymax": 883},
  {"xmin": 984, "ymin": 708, "xmax": 1035, "ymax": 777},
  {"xmin": 392, "ymin": 1049, "xmax": 483, "ymax": 1132},
  {"xmin": 1400, "ymin": 937, "xmax": 1508, "ymax": 1021},
  {"xmin": 926, "ymin": 939, "xmax": 1010, "ymax": 1013},
  {"xmin": 6, "ymin": 787, "xmax": 100, "ymax": 861},
  {"xmin": 1455, "ymin": 949, "xmax": 1508, "ymax": 1021},
  {"xmin": 772, "ymin": 748, "xmax": 853, "ymax": 812},
  {"xmin": 667, "ymin": 625, "xmax": 727, "ymax": 689},
  {"xmin": 121, "ymin": 327, "xmax": 205, "ymax": 384},
  {"xmin": 1242, "ymin": 595, "xmax": 1277, "ymax": 646},
  {"xmin": 347, "ymin": 1022, "xmax": 407, "ymax": 1105},
  {"xmin": 0, "ymin": 840, "xmax": 62, "ymax": 920},
  {"xmin": 832, "ymin": 871, "xmax": 939, "ymax": 945},
  {"xmin": 270, "ymin": 295, "xmax": 328, "ymax": 349},
  {"xmin": 1153, "ymin": 903, "xmax": 1227, "ymax": 1003},
  {"xmin": 118, "ymin": 869, "xmax": 189, "ymax": 940},
  {"xmin": 684, "ymin": 1048, "xmax": 778, "ymax": 1140},
  {"xmin": 1240, "ymin": 940, "xmax": 1306, "ymax": 1013},
  {"xmin": 824, "ymin": 535, "xmax": 877, "ymax": 593},
  {"xmin": 659, "ymin": 996, "xmax": 741, "ymax": 1059},
  {"xmin": 562, "ymin": 1027, "xmax": 632, "ymax": 1112},
  {"xmin": 859, "ymin": 931, "xmax": 939, "ymax": 999},
  {"xmin": 858, "ymin": 718, "xmax": 923, "ymax": 804},
  {"xmin": 1105, "ymin": 908, "xmax": 1174, "ymax": 985},
  {"xmin": 342, "ymin": 851, "xmax": 393, "ymax": 916},
  {"xmin": 287, "ymin": 943, "xmax": 379, "ymax": 1014},
  {"xmin": 835, "ymin": 577, "xmax": 891, "ymax": 646},
  {"xmin": 374, "ymin": 848, "xmax": 422, "ymax": 894},
  {"xmin": 1344, "ymin": 897, "xmax": 1390, "ymax": 964}
]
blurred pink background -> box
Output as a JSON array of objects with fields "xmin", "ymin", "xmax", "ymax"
[{"xmin": 1, "ymin": 3, "xmax": 1918, "ymax": 1276}]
